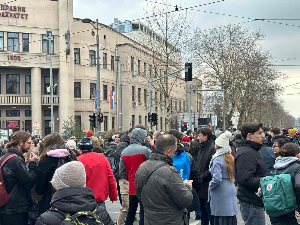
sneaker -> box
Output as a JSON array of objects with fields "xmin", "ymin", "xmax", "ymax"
[{"xmin": 195, "ymin": 215, "xmax": 201, "ymax": 220}]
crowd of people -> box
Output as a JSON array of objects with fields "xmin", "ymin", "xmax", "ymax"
[{"xmin": 0, "ymin": 123, "xmax": 300, "ymax": 225}]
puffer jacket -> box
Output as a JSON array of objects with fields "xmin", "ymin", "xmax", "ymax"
[
  {"xmin": 135, "ymin": 151, "xmax": 193, "ymax": 225},
  {"xmin": 104, "ymin": 141, "xmax": 117, "ymax": 157},
  {"xmin": 35, "ymin": 149, "xmax": 76, "ymax": 215},
  {"xmin": 196, "ymin": 139, "xmax": 215, "ymax": 199},
  {"xmin": 35, "ymin": 187, "xmax": 113, "ymax": 225},
  {"xmin": 0, "ymin": 149, "xmax": 37, "ymax": 214},
  {"xmin": 235, "ymin": 140, "xmax": 268, "ymax": 207},
  {"xmin": 269, "ymin": 157, "xmax": 300, "ymax": 224},
  {"xmin": 114, "ymin": 134, "xmax": 130, "ymax": 178},
  {"xmin": 119, "ymin": 128, "xmax": 151, "ymax": 195}
]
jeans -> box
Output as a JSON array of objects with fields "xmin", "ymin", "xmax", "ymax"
[
  {"xmin": 199, "ymin": 198, "xmax": 214, "ymax": 225},
  {"xmin": 195, "ymin": 209, "xmax": 201, "ymax": 216},
  {"xmin": 240, "ymin": 201, "xmax": 265, "ymax": 225},
  {"xmin": 97, "ymin": 201, "xmax": 106, "ymax": 210},
  {"xmin": 117, "ymin": 179, "xmax": 129, "ymax": 225},
  {"xmin": 125, "ymin": 195, "xmax": 144, "ymax": 225},
  {"xmin": 107, "ymin": 157, "xmax": 115, "ymax": 170}
]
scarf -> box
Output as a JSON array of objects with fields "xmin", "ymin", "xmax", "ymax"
[{"xmin": 209, "ymin": 145, "xmax": 232, "ymax": 168}]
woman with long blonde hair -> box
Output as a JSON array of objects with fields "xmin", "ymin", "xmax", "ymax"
[{"xmin": 208, "ymin": 131, "xmax": 238, "ymax": 225}]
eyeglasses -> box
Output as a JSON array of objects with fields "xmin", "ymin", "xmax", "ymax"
[{"xmin": 272, "ymin": 145, "xmax": 280, "ymax": 148}]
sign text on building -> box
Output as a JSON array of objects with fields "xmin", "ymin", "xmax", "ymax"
[{"xmin": 0, "ymin": 5, "xmax": 28, "ymax": 19}]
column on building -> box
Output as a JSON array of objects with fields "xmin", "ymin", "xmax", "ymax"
[{"xmin": 31, "ymin": 67, "xmax": 42, "ymax": 136}]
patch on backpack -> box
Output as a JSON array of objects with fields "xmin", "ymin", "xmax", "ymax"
[{"xmin": 267, "ymin": 184, "xmax": 272, "ymax": 191}]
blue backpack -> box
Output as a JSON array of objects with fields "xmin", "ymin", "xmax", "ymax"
[{"xmin": 173, "ymin": 151, "xmax": 191, "ymax": 181}]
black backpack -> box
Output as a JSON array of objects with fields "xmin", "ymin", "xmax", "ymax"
[{"xmin": 57, "ymin": 153, "xmax": 77, "ymax": 168}]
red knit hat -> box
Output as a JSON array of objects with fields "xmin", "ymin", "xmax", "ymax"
[
  {"xmin": 86, "ymin": 130, "xmax": 94, "ymax": 137},
  {"xmin": 182, "ymin": 136, "xmax": 191, "ymax": 143}
]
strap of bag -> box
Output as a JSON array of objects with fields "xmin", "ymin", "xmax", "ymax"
[
  {"xmin": 69, "ymin": 211, "xmax": 101, "ymax": 223},
  {"xmin": 141, "ymin": 163, "xmax": 167, "ymax": 191},
  {"xmin": 0, "ymin": 154, "xmax": 18, "ymax": 168}
]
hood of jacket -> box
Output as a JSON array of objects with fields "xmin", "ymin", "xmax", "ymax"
[
  {"xmin": 120, "ymin": 134, "xmax": 130, "ymax": 144},
  {"xmin": 106, "ymin": 141, "xmax": 117, "ymax": 147},
  {"xmin": 149, "ymin": 150, "xmax": 173, "ymax": 166},
  {"xmin": 241, "ymin": 140, "xmax": 262, "ymax": 151},
  {"xmin": 175, "ymin": 143, "xmax": 185, "ymax": 155},
  {"xmin": 51, "ymin": 187, "xmax": 97, "ymax": 214},
  {"xmin": 274, "ymin": 156, "xmax": 300, "ymax": 170},
  {"xmin": 131, "ymin": 128, "xmax": 147, "ymax": 145},
  {"xmin": 47, "ymin": 149, "xmax": 70, "ymax": 158}
]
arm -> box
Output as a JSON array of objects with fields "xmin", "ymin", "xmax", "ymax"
[
  {"xmin": 14, "ymin": 160, "xmax": 37, "ymax": 193},
  {"xmin": 209, "ymin": 158, "xmax": 222, "ymax": 191},
  {"xmin": 144, "ymin": 147, "xmax": 151, "ymax": 160},
  {"xmin": 119, "ymin": 153, "xmax": 128, "ymax": 179},
  {"xmin": 105, "ymin": 157, "xmax": 118, "ymax": 202},
  {"xmin": 188, "ymin": 154, "xmax": 201, "ymax": 193},
  {"xmin": 235, "ymin": 153, "xmax": 261, "ymax": 190},
  {"xmin": 35, "ymin": 158, "xmax": 52, "ymax": 195},
  {"xmin": 166, "ymin": 167, "xmax": 193, "ymax": 208}
]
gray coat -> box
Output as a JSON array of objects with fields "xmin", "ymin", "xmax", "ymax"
[
  {"xmin": 135, "ymin": 151, "xmax": 193, "ymax": 225},
  {"xmin": 209, "ymin": 156, "xmax": 238, "ymax": 217}
]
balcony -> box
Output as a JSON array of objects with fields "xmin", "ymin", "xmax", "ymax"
[
  {"xmin": 0, "ymin": 94, "xmax": 31, "ymax": 105},
  {"xmin": 41, "ymin": 95, "xmax": 59, "ymax": 105}
]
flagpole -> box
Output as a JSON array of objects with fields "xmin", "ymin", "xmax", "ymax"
[{"xmin": 109, "ymin": 90, "xmax": 111, "ymax": 130}]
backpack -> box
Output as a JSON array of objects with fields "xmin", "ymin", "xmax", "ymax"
[
  {"xmin": 260, "ymin": 166, "xmax": 298, "ymax": 217},
  {"xmin": 173, "ymin": 151, "xmax": 191, "ymax": 181},
  {"xmin": 57, "ymin": 154, "xmax": 77, "ymax": 168},
  {"xmin": 0, "ymin": 154, "xmax": 18, "ymax": 206},
  {"xmin": 50, "ymin": 208, "xmax": 104, "ymax": 225}
]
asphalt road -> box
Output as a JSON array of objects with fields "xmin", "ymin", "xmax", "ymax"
[{"xmin": 105, "ymin": 199, "xmax": 271, "ymax": 225}]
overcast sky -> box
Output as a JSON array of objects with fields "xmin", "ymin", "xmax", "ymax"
[{"xmin": 74, "ymin": 0, "xmax": 300, "ymax": 118}]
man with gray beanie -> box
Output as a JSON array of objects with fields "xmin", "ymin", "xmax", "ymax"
[{"xmin": 35, "ymin": 161, "xmax": 114, "ymax": 225}]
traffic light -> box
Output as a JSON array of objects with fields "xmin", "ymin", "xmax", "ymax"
[
  {"xmin": 89, "ymin": 113, "xmax": 96, "ymax": 127},
  {"xmin": 185, "ymin": 62, "xmax": 192, "ymax": 81},
  {"xmin": 148, "ymin": 113, "xmax": 152, "ymax": 123},
  {"xmin": 98, "ymin": 113, "xmax": 104, "ymax": 123},
  {"xmin": 152, "ymin": 113, "xmax": 158, "ymax": 126}
]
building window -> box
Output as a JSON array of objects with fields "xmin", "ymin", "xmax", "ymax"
[
  {"xmin": 103, "ymin": 53, "xmax": 107, "ymax": 69},
  {"xmin": 0, "ymin": 32, "xmax": 3, "ymax": 51},
  {"xmin": 22, "ymin": 33, "xmax": 29, "ymax": 52},
  {"xmin": 183, "ymin": 102, "xmax": 185, "ymax": 112},
  {"xmin": 197, "ymin": 101, "xmax": 199, "ymax": 112},
  {"xmin": 111, "ymin": 55, "xmax": 114, "ymax": 71},
  {"xmin": 131, "ymin": 57, "xmax": 134, "ymax": 76},
  {"xmin": 42, "ymin": 34, "xmax": 54, "ymax": 53},
  {"xmin": 112, "ymin": 117, "xmax": 115, "ymax": 129},
  {"xmin": 145, "ymin": 116, "xmax": 147, "ymax": 127},
  {"xmin": 7, "ymin": 33, "xmax": 19, "ymax": 51},
  {"xmin": 154, "ymin": 66, "xmax": 157, "ymax": 77},
  {"xmin": 6, "ymin": 110, "xmax": 20, "ymax": 117},
  {"xmin": 138, "ymin": 60, "xmax": 141, "ymax": 75},
  {"xmin": 139, "ymin": 115, "xmax": 142, "ymax": 125},
  {"xmin": 74, "ymin": 82, "xmax": 81, "ymax": 98},
  {"xmin": 44, "ymin": 76, "xmax": 50, "ymax": 95},
  {"xmin": 144, "ymin": 62, "xmax": 147, "ymax": 76},
  {"xmin": 149, "ymin": 65, "xmax": 152, "ymax": 78},
  {"xmin": 75, "ymin": 116, "xmax": 81, "ymax": 125},
  {"xmin": 179, "ymin": 101, "xmax": 181, "ymax": 111},
  {"xmin": 90, "ymin": 83, "xmax": 96, "ymax": 99},
  {"xmin": 104, "ymin": 116, "xmax": 108, "ymax": 131},
  {"xmin": 138, "ymin": 88, "xmax": 141, "ymax": 104},
  {"xmin": 25, "ymin": 75, "xmax": 31, "ymax": 94},
  {"xmin": 144, "ymin": 89, "xmax": 147, "ymax": 105},
  {"xmin": 89, "ymin": 50, "xmax": 96, "ymax": 66},
  {"xmin": 132, "ymin": 115, "xmax": 135, "ymax": 128},
  {"xmin": 25, "ymin": 120, "xmax": 31, "ymax": 133},
  {"xmin": 44, "ymin": 110, "xmax": 51, "ymax": 117},
  {"xmin": 103, "ymin": 84, "xmax": 108, "ymax": 100},
  {"xmin": 25, "ymin": 110, "xmax": 31, "ymax": 117},
  {"xmin": 132, "ymin": 86, "xmax": 135, "ymax": 102},
  {"xmin": 74, "ymin": 48, "xmax": 80, "ymax": 64},
  {"xmin": 45, "ymin": 120, "xmax": 51, "ymax": 136},
  {"xmin": 6, "ymin": 75, "xmax": 20, "ymax": 94}
]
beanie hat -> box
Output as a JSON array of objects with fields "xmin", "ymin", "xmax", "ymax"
[
  {"xmin": 61, "ymin": 134, "xmax": 68, "ymax": 140},
  {"xmin": 66, "ymin": 140, "xmax": 76, "ymax": 150},
  {"xmin": 215, "ymin": 130, "xmax": 222, "ymax": 137},
  {"xmin": 51, "ymin": 161, "xmax": 86, "ymax": 191},
  {"xmin": 78, "ymin": 138, "xmax": 93, "ymax": 151},
  {"xmin": 235, "ymin": 134, "xmax": 242, "ymax": 140},
  {"xmin": 289, "ymin": 129, "xmax": 296, "ymax": 135},
  {"xmin": 182, "ymin": 136, "xmax": 191, "ymax": 143},
  {"xmin": 215, "ymin": 131, "xmax": 232, "ymax": 147},
  {"xmin": 86, "ymin": 130, "xmax": 94, "ymax": 137}
]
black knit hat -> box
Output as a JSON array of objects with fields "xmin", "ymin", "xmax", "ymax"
[{"xmin": 78, "ymin": 138, "xmax": 93, "ymax": 151}]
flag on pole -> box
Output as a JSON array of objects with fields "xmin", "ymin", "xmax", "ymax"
[{"xmin": 110, "ymin": 90, "xmax": 114, "ymax": 109}]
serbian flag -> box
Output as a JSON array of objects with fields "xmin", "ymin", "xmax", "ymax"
[{"xmin": 110, "ymin": 90, "xmax": 114, "ymax": 109}]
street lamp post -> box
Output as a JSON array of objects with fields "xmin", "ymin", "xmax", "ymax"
[
  {"xmin": 83, "ymin": 18, "xmax": 101, "ymax": 137},
  {"xmin": 46, "ymin": 30, "xmax": 54, "ymax": 133}
]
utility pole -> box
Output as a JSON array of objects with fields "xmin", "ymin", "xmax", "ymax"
[
  {"xmin": 46, "ymin": 30, "xmax": 54, "ymax": 133},
  {"xmin": 115, "ymin": 48, "xmax": 122, "ymax": 132}
]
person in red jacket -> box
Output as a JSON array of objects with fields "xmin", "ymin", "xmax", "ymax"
[{"xmin": 77, "ymin": 138, "xmax": 118, "ymax": 209}]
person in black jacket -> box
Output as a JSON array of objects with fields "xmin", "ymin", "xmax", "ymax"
[
  {"xmin": 269, "ymin": 142, "xmax": 300, "ymax": 225},
  {"xmin": 35, "ymin": 161, "xmax": 113, "ymax": 225},
  {"xmin": 235, "ymin": 122, "xmax": 268, "ymax": 225},
  {"xmin": 196, "ymin": 128, "xmax": 215, "ymax": 225},
  {"xmin": 0, "ymin": 131, "xmax": 38, "ymax": 225}
]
